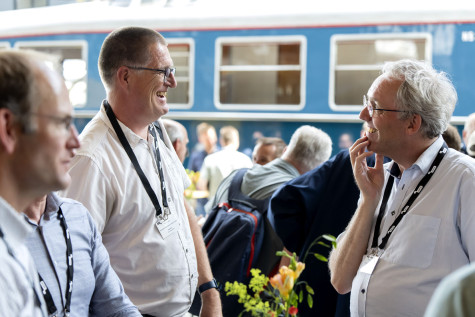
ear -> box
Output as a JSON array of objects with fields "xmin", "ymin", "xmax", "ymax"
[
  {"xmin": 406, "ymin": 113, "xmax": 422, "ymax": 136},
  {"xmin": 0, "ymin": 109, "xmax": 19, "ymax": 154},
  {"xmin": 116, "ymin": 66, "xmax": 130, "ymax": 89},
  {"xmin": 172, "ymin": 139, "xmax": 179, "ymax": 153}
]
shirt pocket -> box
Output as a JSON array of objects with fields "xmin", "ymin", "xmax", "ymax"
[{"xmin": 383, "ymin": 214, "xmax": 440, "ymax": 269}]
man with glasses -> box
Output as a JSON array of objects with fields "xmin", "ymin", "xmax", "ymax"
[
  {"xmin": 63, "ymin": 27, "xmax": 222, "ymax": 317},
  {"xmin": 0, "ymin": 50, "xmax": 80, "ymax": 316},
  {"xmin": 329, "ymin": 59, "xmax": 475, "ymax": 316}
]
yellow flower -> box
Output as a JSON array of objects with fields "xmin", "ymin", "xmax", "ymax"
[{"xmin": 269, "ymin": 262, "xmax": 305, "ymax": 300}]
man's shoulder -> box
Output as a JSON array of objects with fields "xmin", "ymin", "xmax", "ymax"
[
  {"xmin": 444, "ymin": 149, "xmax": 475, "ymax": 175},
  {"xmin": 77, "ymin": 114, "xmax": 111, "ymax": 156}
]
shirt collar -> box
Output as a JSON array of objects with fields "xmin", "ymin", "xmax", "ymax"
[
  {"xmin": 99, "ymin": 100, "xmax": 147, "ymax": 148},
  {"xmin": 0, "ymin": 196, "xmax": 32, "ymax": 246},
  {"xmin": 387, "ymin": 135, "xmax": 444, "ymax": 177}
]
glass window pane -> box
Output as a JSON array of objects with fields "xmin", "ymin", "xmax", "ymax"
[
  {"xmin": 168, "ymin": 43, "xmax": 191, "ymax": 106},
  {"xmin": 332, "ymin": 35, "xmax": 429, "ymax": 107},
  {"xmin": 220, "ymin": 70, "xmax": 300, "ymax": 105},
  {"xmin": 222, "ymin": 43, "xmax": 300, "ymax": 66},
  {"xmin": 337, "ymin": 39, "xmax": 426, "ymax": 65},
  {"xmin": 334, "ymin": 70, "xmax": 380, "ymax": 105},
  {"xmin": 168, "ymin": 82, "xmax": 188, "ymax": 104},
  {"xmin": 15, "ymin": 44, "xmax": 87, "ymax": 108}
]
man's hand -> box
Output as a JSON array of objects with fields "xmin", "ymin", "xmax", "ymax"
[{"xmin": 349, "ymin": 136, "xmax": 385, "ymax": 205}]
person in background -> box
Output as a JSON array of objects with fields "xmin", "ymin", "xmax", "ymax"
[
  {"xmin": 24, "ymin": 193, "xmax": 141, "ymax": 317},
  {"xmin": 442, "ymin": 123, "xmax": 462, "ymax": 151},
  {"xmin": 187, "ymin": 122, "xmax": 218, "ymax": 172},
  {"xmin": 207, "ymin": 125, "xmax": 332, "ymax": 213},
  {"xmin": 338, "ymin": 132, "xmax": 354, "ymax": 150},
  {"xmin": 0, "ymin": 50, "xmax": 80, "ymax": 316},
  {"xmin": 467, "ymin": 131, "xmax": 475, "ymax": 158},
  {"xmin": 162, "ymin": 118, "xmax": 189, "ymax": 163},
  {"xmin": 188, "ymin": 122, "xmax": 218, "ymax": 215},
  {"xmin": 461, "ymin": 112, "xmax": 475, "ymax": 154},
  {"xmin": 62, "ymin": 27, "xmax": 221, "ymax": 317},
  {"xmin": 424, "ymin": 262, "xmax": 475, "ymax": 317},
  {"xmin": 197, "ymin": 125, "xmax": 253, "ymax": 211},
  {"xmin": 252, "ymin": 136, "xmax": 286, "ymax": 165},
  {"xmin": 329, "ymin": 59, "xmax": 475, "ymax": 316}
]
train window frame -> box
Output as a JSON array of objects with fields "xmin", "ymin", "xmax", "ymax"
[
  {"xmin": 165, "ymin": 38, "xmax": 194, "ymax": 109},
  {"xmin": 329, "ymin": 33, "xmax": 432, "ymax": 112},
  {"xmin": 13, "ymin": 40, "xmax": 88, "ymax": 109},
  {"xmin": 214, "ymin": 35, "xmax": 307, "ymax": 111}
]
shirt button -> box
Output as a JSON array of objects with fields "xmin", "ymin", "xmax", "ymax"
[
  {"xmin": 168, "ymin": 198, "xmax": 172, "ymax": 203},
  {"xmin": 361, "ymin": 289, "xmax": 366, "ymax": 294},
  {"xmin": 186, "ymin": 248, "xmax": 189, "ymax": 253},
  {"xmin": 191, "ymin": 274, "xmax": 194, "ymax": 278}
]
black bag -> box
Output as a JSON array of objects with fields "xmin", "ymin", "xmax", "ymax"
[{"xmin": 189, "ymin": 168, "xmax": 282, "ymax": 317}]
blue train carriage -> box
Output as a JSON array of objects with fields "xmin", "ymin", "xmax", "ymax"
[{"xmin": 0, "ymin": 0, "xmax": 474, "ymax": 157}]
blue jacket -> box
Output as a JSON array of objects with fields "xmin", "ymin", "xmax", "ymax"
[{"xmin": 268, "ymin": 150, "xmax": 380, "ymax": 317}]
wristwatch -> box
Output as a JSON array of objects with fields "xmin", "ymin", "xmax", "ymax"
[{"xmin": 198, "ymin": 278, "xmax": 219, "ymax": 295}]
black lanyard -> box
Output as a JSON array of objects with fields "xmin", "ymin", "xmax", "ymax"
[
  {"xmin": 0, "ymin": 226, "xmax": 44, "ymax": 312},
  {"xmin": 38, "ymin": 207, "xmax": 73, "ymax": 317},
  {"xmin": 104, "ymin": 101, "xmax": 170, "ymax": 221},
  {"xmin": 371, "ymin": 143, "xmax": 448, "ymax": 250}
]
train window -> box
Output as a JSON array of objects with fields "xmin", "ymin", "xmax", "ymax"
[
  {"xmin": 329, "ymin": 33, "xmax": 432, "ymax": 111},
  {"xmin": 14, "ymin": 40, "xmax": 88, "ymax": 108},
  {"xmin": 166, "ymin": 39, "xmax": 194, "ymax": 109},
  {"xmin": 0, "ymin": 43, "xmax": 11, "ymax": 49},
  {"xmin": 216, "ymin": 36, "xmax": 306, "ymax": 110}
]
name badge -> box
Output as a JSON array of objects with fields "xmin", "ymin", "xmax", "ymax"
[
  {"xmin": 155, "ymin": 202, "xmax": 178, "ymax": 239},
  {"xmin": 359, "ymin": 254, "xmax": 379, "ymax": 275}
]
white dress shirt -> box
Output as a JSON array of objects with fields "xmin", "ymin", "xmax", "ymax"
[
  {"xmin": 63, "ymin": 105, "xmax": 197, "ymax": 317},
  {"xmin": 349, "ymin": 136, "xmax": 475, "ymax": 316},
  {"xmin": 0, "ymin": 196, "xmax": 47, "ymax": 317}
]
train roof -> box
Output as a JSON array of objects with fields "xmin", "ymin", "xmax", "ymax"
[{"xmin": 2, "ymin": 0, "xmax": 475, "ymax": 38}]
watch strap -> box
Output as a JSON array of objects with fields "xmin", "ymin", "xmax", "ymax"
[{"xmin": 198, "ymin": 278, "xmax": 218, "ymax": 295}]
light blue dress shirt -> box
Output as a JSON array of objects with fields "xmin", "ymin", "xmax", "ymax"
[
  {"xmin": 25, "ymin": 193, "xmax": 141, "ymax": 317},
  {"xmin": 0, "ymin": 196, "xmax": 47, "ymax": 317}
]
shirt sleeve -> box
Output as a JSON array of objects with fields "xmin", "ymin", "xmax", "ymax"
[
  {"xmin": 62, "ymin": 155, "xmax": 113, "ymax": 233},
  {"xmin": 87, "ymin": 212, "xmax": 142, "ymax": 317}
]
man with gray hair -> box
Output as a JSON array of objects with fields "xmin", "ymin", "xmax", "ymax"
[
  {"xmin": 162, "ymin": 119, "xmax": 189, "ymax": 163},
  {"xmin": 206, "ymin": 125, "xmax": 332, "ymax": 213},
  {"xmin": 329, "ymin": 59, "xmax": 475, "ymax": 316}
]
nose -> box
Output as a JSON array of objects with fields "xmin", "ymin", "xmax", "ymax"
[
  {"xmin": 165, "ymin": 72, "xmax": 177, "ymax": 89},
  {"xmin": 360, "ymin": 105, "xmax": 371, "ymax": 122},
  {"xmin": 67, "ymin": 124, "xmax": 81, "ymax": 151}
]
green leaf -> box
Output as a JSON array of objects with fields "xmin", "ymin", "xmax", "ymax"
[
  {"xmin": 317, "ymin": 241, "xmax": 330, "ymax": 248},
  {"xmin": 299, "ymin": 290, "xmax": 303, "ymax": 303},
  {"xmin": 306, "ymin": 284, "xmax": 314, "ymax": 295},
  {"xmin": 307, "ymin": 294, "xmax": 314, "ymax": 308},
  {"xmin": 314, "ymin": 253, "xmax": 328, "ymax": 262},
  {"xmin": 322, "ymin": 234, "xmax": 336, "ymax": 242}
]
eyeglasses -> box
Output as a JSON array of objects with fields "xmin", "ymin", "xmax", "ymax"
[
  {"xmin": 31, "ymin": 113, "xmax": 73, "ymax": 131},
  {"xmin": 363, "ymin": 95, "xmax": 407, "ymax": 118},
  {"xmin": 126, "ymin": 65, "xmax": 176, "ymax": 82}
]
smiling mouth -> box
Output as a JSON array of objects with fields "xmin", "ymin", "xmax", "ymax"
[
  {"xmin": 368, "ymin": 127, "xmax": 378, "ymax": 133},
  {"xmin": 157, "ymin": 92, "xmax": 167, "ymax": 98}
]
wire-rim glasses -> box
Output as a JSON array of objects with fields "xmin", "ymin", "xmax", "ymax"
[
  {"xmin": 363, "ymin": 95, "xmax": 407, "ymax": 118},
  {"xmin": 126, "ymin": 65, "xmax": 176, "ymax": 81}
]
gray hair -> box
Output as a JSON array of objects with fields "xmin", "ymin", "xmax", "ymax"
[
  {"xmin": 162, "ymin": 119, "xmax": 185, "ymax": 143},
  {"xmin": 382, "ymin": 59, "xmax": 457, "ymax": 139},
  {"xmin": 283, "ymin": 125, "xmax": 332, "ymax": 172},
  {"xmin": 464, "ymin": 113, "xmax": 475, "ymax": 137}
]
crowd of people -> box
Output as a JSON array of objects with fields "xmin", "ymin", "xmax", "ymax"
[{"xmin": 1, "ymin": 25, "xmax": 475, "ymax": 317}]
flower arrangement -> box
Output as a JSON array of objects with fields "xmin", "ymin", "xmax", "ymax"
[
  {"xmin": 184, "ymin": 169, "xmax": 200, "ymax": 199},
  {"xmin": 225, "ymin": 234, "xmax": 336, "ymax": 317}
]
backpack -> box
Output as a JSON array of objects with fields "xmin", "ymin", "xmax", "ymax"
[{"xmin": 189, "ymin": 168, "xmax": 282, "ymax": 316}]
